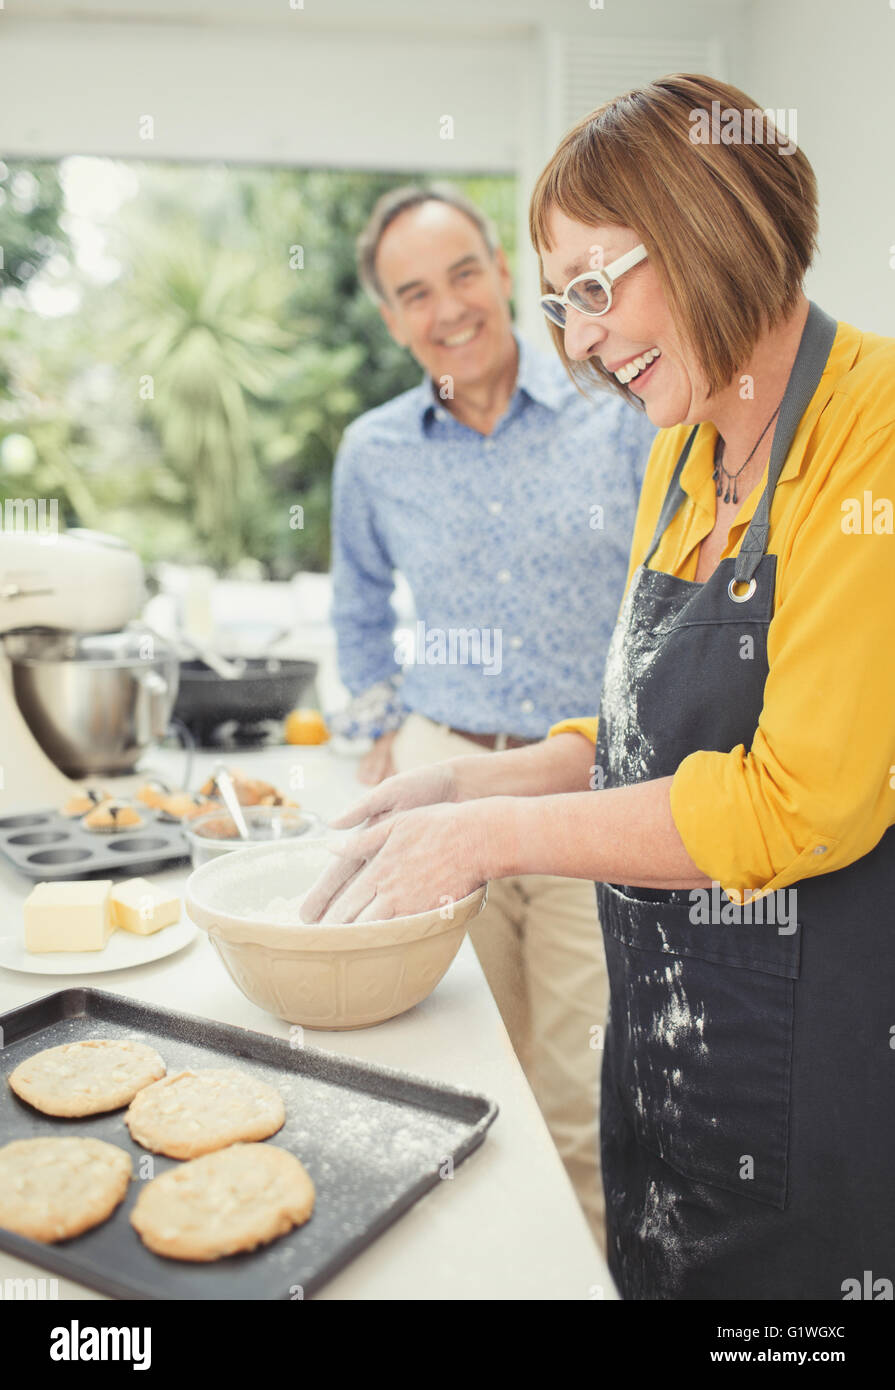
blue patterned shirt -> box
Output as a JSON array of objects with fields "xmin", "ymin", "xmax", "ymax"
[{"xmin": 330, "ymin": 333, "xmax": 657, "ymax": 738}]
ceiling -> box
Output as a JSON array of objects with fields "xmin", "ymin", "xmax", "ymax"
[{"xmin": 4, "ymin": 0, "xmax": 748, "ymax": 35}]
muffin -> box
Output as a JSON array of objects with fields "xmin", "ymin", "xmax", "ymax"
[
  {"xmin": 160, "ymin": 792, "xmax": 221, "ymax": 821},
  {"xmin": 199, "ymin": 769, "xmax": 296, "ymax": 808},
  {"xmin": 83, "ymin": 800, "xmax": 144, "ymax": 833},
  {"xmin": 60, "ymin": 787, "xmax": 111, "ymax": 818},
  {"xmin": 135, "ymin": 778, "xmax": 172, "ymax": 810}
]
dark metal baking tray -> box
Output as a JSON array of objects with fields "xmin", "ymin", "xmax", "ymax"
[
  {"xmin": 0, "ymin": 988, "xmax": 498, "ymax": 1300},
  {"xmin": 0, "ymin": 807, "xmax": 189, "ymax": 880}
]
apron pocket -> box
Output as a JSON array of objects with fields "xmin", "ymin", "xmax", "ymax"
[{"xmin": 598, "ymin": 879, "xmax": 799, "ymax": 1209}]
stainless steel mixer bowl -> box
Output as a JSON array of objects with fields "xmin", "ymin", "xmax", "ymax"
[{"xmin": 6, "ymin": 629, "xmax": 180, "ymax": 777}]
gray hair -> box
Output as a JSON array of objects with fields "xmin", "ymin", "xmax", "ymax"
[{"xmin": 356, "ymin": 183, "xmax": 500, "ymax": 302}]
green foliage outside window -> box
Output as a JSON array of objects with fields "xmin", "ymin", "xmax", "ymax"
[{"xmin": 0, "ymin": 160, "xmax": 516, "ymax": 575}]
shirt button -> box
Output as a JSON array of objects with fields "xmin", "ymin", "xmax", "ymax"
[
  {"xmin": 520, "ymin": 699, "xmax": 534, "ymax": 714},
  {"xmin": 488, "ymin": 501, "xmax": 502, "ymax": 515},
  {"xmin": 434, "ymin": 407, "xmax": 448, "ymax": 422},
  {"xmin": 510, "ymin": 635, "xmax": 523, "ymax": 649},
  {"xmin": 497, "ymin": 569, "xmax": 511, "ymax": 584},
  {"xmin": 483, "ymin": 438, "xmax": 496, "ymax": 452},
  {"xmin": 813, "ymin": 845, "xmax": 827, "ymax": 855}
]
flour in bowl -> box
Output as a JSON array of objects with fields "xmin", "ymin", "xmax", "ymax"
[{"xmin": 262, "ymin": 894, "xmax": 322, "ymax": 926}]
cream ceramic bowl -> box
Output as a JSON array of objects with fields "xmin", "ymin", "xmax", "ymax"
[{"xmin": 184, "ymin": 839, "xmax": 488, "ymax": 1030}]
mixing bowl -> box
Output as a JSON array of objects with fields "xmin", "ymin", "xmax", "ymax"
[
  {"xmin": 184, "ymin": 839, "xmax": 488, "ymax": 1029},
  {"xmin": 6, "ymin": 627, "xmax": 179, "ymax": 776}
]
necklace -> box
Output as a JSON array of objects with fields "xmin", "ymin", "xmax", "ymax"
[{"xmin": 713, "ymin": 400, "xmax": 783, "ymax": 504}]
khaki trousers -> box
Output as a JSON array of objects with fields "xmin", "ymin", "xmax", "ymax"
[{"xmin": 392, "ymin": 712, "xmax": 608, "ymax": 1253}]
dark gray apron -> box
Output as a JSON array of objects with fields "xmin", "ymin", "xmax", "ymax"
[{"xmin": 594, "ymin": 301, "xmax": 895, "ymax": 1300}]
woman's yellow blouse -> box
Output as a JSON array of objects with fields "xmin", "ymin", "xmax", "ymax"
[{"xmin": 549, "ymin": 319, "xmax": 895, "ymax": 900}]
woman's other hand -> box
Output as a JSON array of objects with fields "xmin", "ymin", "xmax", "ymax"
[{"xmin": 329, "ymin": 761, "xmax": 460, "ymax": 831}]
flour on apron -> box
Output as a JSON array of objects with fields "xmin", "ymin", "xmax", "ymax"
[{"xmin": 598, "ymin": 572, "xmax": 663, "ymax": 783}]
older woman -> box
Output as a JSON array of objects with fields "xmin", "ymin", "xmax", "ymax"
[{"xmin": 303, "ymin": 74, "xmax": 895, "ymax": 1300}]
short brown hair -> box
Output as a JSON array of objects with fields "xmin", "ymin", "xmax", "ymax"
[
  {"xmin": 357, "ymin": 183, "xmax": 499, "ymax": 302},
  {"xmin": 529, "ymin": 73, "xmax": 819, "ymax": 401}
]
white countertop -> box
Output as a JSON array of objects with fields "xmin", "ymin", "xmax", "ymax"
[{"xmin": 0, "ymin": 740, "xmax": 616, "ymax": 1301}]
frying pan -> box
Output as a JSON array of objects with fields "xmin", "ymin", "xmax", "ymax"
[{"xmin": 172, "ymin": 656, "xmax": 318, "ymax": 742}]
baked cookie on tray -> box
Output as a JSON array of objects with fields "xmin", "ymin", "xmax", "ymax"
[
  {"xmin": 125, "ymin": 1068, "xmax": 286, "ymax": 1159},
  {"xmin": 130, "ymin": 1142, "xmax": 314, "ymax": 1262},
  {"xmin": 0, "ymin": 1137, "xmax": 132, "ymax": 1243},
  {"xmin": 8, "ymin": 1039, "xmax": 167, "ymax": 1117}
]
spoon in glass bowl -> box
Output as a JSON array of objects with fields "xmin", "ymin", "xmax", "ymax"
[{"xmin": 212, "ymin": 764, "xmax": 250, "ymax": 840}]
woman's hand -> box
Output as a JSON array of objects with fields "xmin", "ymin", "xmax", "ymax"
[
  {"xmin": 328, "ymin": 761, "xmax": 461, "ymax": 830},
  {"xmin": 299, "ymin": 798, "xmax": 516, "ymax": 924}
]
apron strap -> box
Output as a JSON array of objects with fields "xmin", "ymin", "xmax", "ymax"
[
  {"xmin": 642, "ymin": 301, "xmax": 839, "ymax": 577},
  {"xmin": 734, "ymin": 301, "xmax": 838, "ymax": 582}
]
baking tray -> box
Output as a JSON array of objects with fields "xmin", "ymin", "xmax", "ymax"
[
  {"xmin": 0, "ymin": 988, "xmax": 498, "ymax": 1299},
  {"xmin": 0, "ymin": 807, "xmax": 189, "ymax": 880}
]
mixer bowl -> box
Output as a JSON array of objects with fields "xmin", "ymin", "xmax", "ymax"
[
  {"xmin": 185, "ymin": 839, "xmax": 488, "ymax": 1029},
  {"xmin": 6, "ymin": 629, "xmax": 179, "ymax": 776}
]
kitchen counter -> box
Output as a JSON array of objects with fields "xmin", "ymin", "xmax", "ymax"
[{"xmin": 0, "ymin": 741, "xmax": 616, "ymax": 1301}]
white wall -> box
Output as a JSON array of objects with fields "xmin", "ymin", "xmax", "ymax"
[
  {"xmin": 744, "ymin": 0, "xmax": 895, "ymax": 335},
  {"xmin": 0, "ymin": 0, "xmax": 889, "ymax": 335},
  {"xmin": 0, "ymin": 1, "xmax": 749, "ymax": 346},
  {"xmin": 0, "ymin": 20, "xmax": 524, "ymax": 172}
]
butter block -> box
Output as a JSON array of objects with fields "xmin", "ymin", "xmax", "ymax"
[
  {"xmin": 110, "ymin": 878, "xmax": 180, "ymax": 935},
  {"xmin": 24, "ymin": 880, "xmax": 114, "ymax": 953}
]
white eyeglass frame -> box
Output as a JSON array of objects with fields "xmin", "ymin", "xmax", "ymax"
[{"xmin": 540, "ymin": 244, "xmax": 648, "ymax": 324}]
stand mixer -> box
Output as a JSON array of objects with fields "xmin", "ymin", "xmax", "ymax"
[{"xmin": 0, "ymin": 530, "xmax": 178, "ymax": 811}]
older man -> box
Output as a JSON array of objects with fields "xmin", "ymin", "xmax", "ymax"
[{"xmin": 328, "ymin": 184, "xmax": 655, "ymax": 1251}]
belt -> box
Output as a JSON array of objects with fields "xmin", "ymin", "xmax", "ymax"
[{"xmin": 442, "ymin": 725, "xmax": 540, "ymax": 751}]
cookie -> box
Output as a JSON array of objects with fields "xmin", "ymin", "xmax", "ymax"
[
  {"xmin": 0, "ymin": 1137, "xmax": 132, "ymax": 1243},
  {"xmin": 8, "ymin": 1039, "xmax": 167, "ymax": 1117},
  {"xmin": 130, "ymin": 1142, "xmax": 314, "ymax": 1261},
  {"xmin": 125, "ymin": 1068, "xmax": 286, "ymax": 1159}
]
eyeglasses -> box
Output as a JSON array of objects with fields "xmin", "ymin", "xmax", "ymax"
[{"xmin": 539, "ymin": 244, "xmax": 648, "ymax": 327}]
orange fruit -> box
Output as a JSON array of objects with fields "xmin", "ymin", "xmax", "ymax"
[{"xmin": 284, "ymin": 708, "xmax": 330, "ymax": 745}]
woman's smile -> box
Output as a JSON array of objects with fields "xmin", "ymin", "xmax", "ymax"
[
  {"xmin": 610, "ymin": 347, "xmax": 662, "ymax": 391},
  {"xmin": 624, "ymin": 353, "xmax": 661, "ymax": 394}
]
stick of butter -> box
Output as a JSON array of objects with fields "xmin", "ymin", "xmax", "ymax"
[
  {"xmin": 24, "ymin": 880, "xmax": 114, "ymax": 953},
  {"xmin": 110, "ymin": 878, "xmax": 180, "ymax": 935}
]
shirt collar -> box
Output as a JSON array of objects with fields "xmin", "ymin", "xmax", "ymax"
[
  {"xmin": 415, "ymin": 329, "xmax": 565, "ymax": 434},
  {"xmin": 513, "ymin": 331, "xmax": 568, "ymax": 411}
]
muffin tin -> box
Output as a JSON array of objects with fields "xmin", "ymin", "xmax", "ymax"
[{"xmin": 0, "ymin": 806, "xmax": 189, "ymax": 880}]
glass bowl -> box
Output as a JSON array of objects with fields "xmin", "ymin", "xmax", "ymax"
[{"xmin": 184, "ymin": 805, "xmax": 324, "ymax": 868}]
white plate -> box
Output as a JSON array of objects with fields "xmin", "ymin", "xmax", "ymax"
[{"xmin": 0, "ymin": 917, "xmax": 197, "ymax": 976}]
